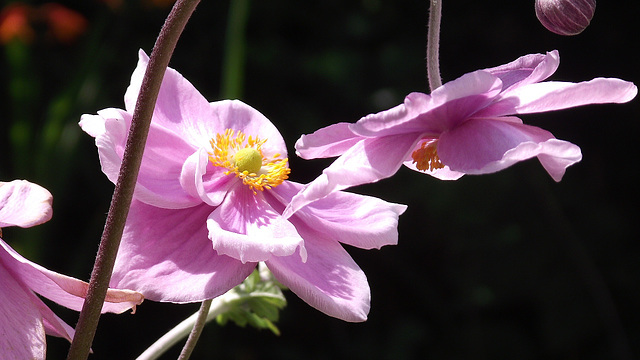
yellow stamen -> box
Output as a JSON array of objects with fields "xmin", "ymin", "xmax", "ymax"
[
  {"xmin": 411, "ymin": 140, "xmax": 444, "ymax": 172},
  {"xmin": 208, "ymin": 129, "xmax": 290, "ymax": 193}
]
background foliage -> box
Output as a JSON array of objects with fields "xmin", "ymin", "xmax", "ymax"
[{"xmin": 1, "ymin": 0, "xmax": 638, "ymax": 359}]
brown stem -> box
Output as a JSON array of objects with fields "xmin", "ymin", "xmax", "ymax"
[{"xmin": 65, "ymin": 0, "xmax": 201, "ymax": 359}]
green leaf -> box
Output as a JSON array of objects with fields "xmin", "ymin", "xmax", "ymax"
[{"xmin": 213, "ymin": 267, "xmax": 287, "ymax": 335}]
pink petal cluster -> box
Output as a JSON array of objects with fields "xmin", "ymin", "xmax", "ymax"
[
  {"xmin": 286, "ymin": 50, "xmax": 637, "ymax": 216},
  {"xmin": 80, "ymin": 50, "xmax": 406, "ymax": 322},
  {"xmin": 0, "ymin": 180, "xmax": 143, "ymax": 360}
]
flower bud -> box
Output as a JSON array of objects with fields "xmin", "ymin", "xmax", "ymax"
[{"xmin": 535, "ymin": 0, "xmax": 596, "ymax": 36}]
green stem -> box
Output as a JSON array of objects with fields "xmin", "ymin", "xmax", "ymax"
[
  {"xmin": 65, "ymin": 1, "xmax": 201, "ymax": 359},
  {"xmin": 177, "ymin": 299, "xmax": 213, "ymax": 360},
  {"xmin": 136, "ymin": 292, "xmax": 282, "ymax": 360},
  {"xmin": 426, "ymin": 0, "xmax": 442, "ymax": 91},
  {"xmin": 221, "ymin": 0, "xmax": 251, "ymax": 99}
]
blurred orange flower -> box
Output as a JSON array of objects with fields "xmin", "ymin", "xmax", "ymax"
[
  {"xmin": 40, "ymin": 3, "xmax": 88, "ymax": 44},
  {"xmin": 0, "ymin": 3, "xmax": 35, "ymax": 44},
  {"xmin": 0, "ymin": 2, "xmax": 87, "ymax": 45}
]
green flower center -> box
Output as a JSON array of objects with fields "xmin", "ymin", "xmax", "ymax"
[{"xmin": 233, "ymin": 148, "xmax": 263, "ymax": 174}]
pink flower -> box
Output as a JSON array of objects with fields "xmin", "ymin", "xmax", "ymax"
[
  {"xmin": 80, "ymin": 50, "xmax": 406, "ymax": 322},
  {"xmin": 0, "ymin": 180, "xmax": 143, "ymax": 360},
  {"xmin": 285, "ymin": 50, "xmax": 637, "ymax": 216}
]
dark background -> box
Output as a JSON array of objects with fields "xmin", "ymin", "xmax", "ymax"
[{"xmin": 1, "ymin": 0, "xmax": 638, "ymax": 359}]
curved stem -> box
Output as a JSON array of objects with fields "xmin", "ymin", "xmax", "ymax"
[
  {"xmin": 136, "ymin": 292, "xmax": 281, "ymax": 360},
  {"xmin": 136, "ymin": 297, "xmax": 232, "ymax": 360},
  {"xmin": 65, "ymin": 1, "xmax": 201, "ymax": 359},
  {"xmin": 177, "ymin": 299, "xmax": 213, "ymax": 360},
  {"xmin": 426, "ymin": 0, "xmax": 443, "ymax": 91}
]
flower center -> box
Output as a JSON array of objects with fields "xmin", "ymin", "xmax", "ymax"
[
  {"xmin": 208, "ymin": 129, "xmax": 290, "ymax": 193},
  {"xmin": 411, "ymin": 140, "xmax": 444, "ymax": 172},
  {"xmin": 233, "ymin": 148, "xmax": 263, "ymax": 174}
]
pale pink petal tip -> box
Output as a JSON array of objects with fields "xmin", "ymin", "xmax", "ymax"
[{"xmin": 0, "ymin": 180, "xmax": 53, "ymax": 229}]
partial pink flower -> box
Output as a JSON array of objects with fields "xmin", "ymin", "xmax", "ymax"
[
  {"xmin": 286, "ymin": 50, "xmax": 637, "ymax": 216},
  {"xmin": 80, "ymin": 50, "xmax": 406, "ymax": 322},
  {"xmin": 0, "ymin": 180, "xmax": 144, "ymax": 360}
]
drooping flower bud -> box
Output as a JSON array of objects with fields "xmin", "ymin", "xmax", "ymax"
[{"xmin": 535, "ymin": 0, "xmax": 596, "ymax": 36}]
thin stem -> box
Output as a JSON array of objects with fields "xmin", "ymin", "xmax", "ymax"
[
  {"xmin": 137, "ymin": 296, "xmax": 233, "ymax": 360},
  {"xmin": 426, "ymin": 0, "xmax": 442, "ymax": 91},
  {"xmin": 177, "ymin": 299, "xmax": 213, "ymax": 360},
  {"xmin": 221, "ymin": 0, "xmax": 251, "ymax": 99},
  {"xmin": 136, "ymin": 289, "xmax": 279, "ymax": 360},
  {"xmin": 65, "ymin": 1, "xmax": 201, "ymax": 359},
  {"xmin": 137, "ymin": 292, "xmax": 280, "ymax": 360}
]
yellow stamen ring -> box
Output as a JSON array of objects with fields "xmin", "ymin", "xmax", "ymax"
[{"xmin": 208, "ymin": 129, "xmax": 290, "ymax": 193}]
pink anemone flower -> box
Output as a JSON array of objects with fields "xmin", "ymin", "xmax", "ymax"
[
  {"xmin": 285, "ymin": 50, "xmax": 637, "ymax": 216},
  {"xmin": 80, "ymin": 50, "xmax": 406, "ymax": 322},
  {"xmin": 0, "ymin": 180, "xmax": 143, "ymax": 360}
]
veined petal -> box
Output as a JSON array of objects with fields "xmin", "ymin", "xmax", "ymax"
[
  {"xmin": 207, "ymin": 186, "xmax": 306, "ymax": 263},
  {"xmin": 352, "ymin": 71, "xmax": 503, "ymax": 137},
  {"xmin": 481, "ymin": 78, "xmax": 638, "ymax": 117},
  {"xmin": 483, "ymin": 50, "xmax": 560, "ymax": 90},
  {"xmin": 349, "ymin": 100, "xmax": 415, "ymax": 136},
  {"xmin": 0, "ymin": 262, "xmax": 46, "ymax": 360},
  {"xmin": 111, "ymin": 200, "xmax": 255, "ymax": 303},
  {"xmin": 81, "ymin": 108, "xmax": 201, "ymax": 209},
  {"xmin": 265, "ymin": 223, "xmax": 370, "ymax": 322},
  {"xmin": 124, "ymin": 50, "xmax": 215, "ymax": 140},
  {"xmin": 211, "ymin": 100, "xmax": 288, "ymax": 158},
  {"xmin": 295, "ymin": 122, "xmax": 363, "ymax": 159},
  {"xmin": 0, "ymin": 180, "xmax": 52, "ymax": 228},
  {"xmin": 285, "ymin": 133, "xmax": 419, "ymax": 217},
  {"xmin": 0, "ymin": 239, "xmax": 143, "ymax": 314},
  {"xmin": 438, "ymin": 118, "xmax": 582, "ymax": 181},
  {"xmin": 270, "ymin": 181, "xmax": 406, "ymax": 249}
]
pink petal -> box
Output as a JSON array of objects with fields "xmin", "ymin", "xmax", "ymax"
[
  {"xmin": 438, "ymin": 118, "xmax": 582, "ymax": 181},
  {"xmin": 265, "ymin": 222, "xmax": 370, "ymax": 322},
  {"xmin": 80, "ymin": 108, "xmax": 201, "ymax": 209},
  {"xmin": 207, "ymin": 185, "xmax": 306, "ymax": 263},
  {"xmin": 0, "ymin": 263, "xmax": 46, "ymax": 359},
  {"xmin": 480, "ymin": 78, "xmax": 638, "ymax": 117},
  {"xmin": 133, "ymin": 122, "xmax": 203, "ymax": 209},
  {"xmin": 352, "ymin": 71, "xmax": 503, "ymax": 137},
  {"xmin": 348, "ymin": 100, "xmax": 415, "ymax": 136},
  {"xmin": 211, "ymin": 100, "xmax": 288, "ymax": 158},
  {"xmin": 124, "ymin": 50, "xmax": 217, "ymax": 142},
  {"xmin": 525, "ymin": 139, "xmax": 583, "ymax": 182},
  {"xmin": 0, "ymin": 239, "xmax": 143, "ymax": 314},
  {"xmin": 270, "ymin": 181, "xmax": 406, "ymax": 250},
  {"xmin": 284, "ymin": 133, "xmax": 419, "ymax": 217},
  {"xmin": 79, "ymin": 109, "xmax": 127, "ymax": 186},
  {"xmin": 0, "ymin": 180, "xmax": 52, "ymax": 228},
  {"xmin": 180, "ymin": 148, "xmax": 236, "ymax": 207},
  {"xmin": 111, "ymin": 200, "xmax": 255, "ymax": 303},
  {"xmin": 124, "ymin": 51, "xmax": 287, "ymax": 156},
  {"xmin": 33, "ymin": 296, "xmax": 75, "ymax": 341},
  {"xmin": 295, "ymin": 122, "xmax": 363, "ymax": 159},
  {"xmin": 483, "ymin": 50, "xmax": 560, "ymax": 90}
]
